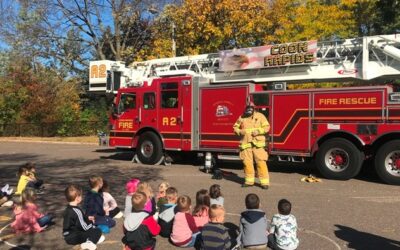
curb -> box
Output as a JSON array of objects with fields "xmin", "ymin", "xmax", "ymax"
[{"xmin": 0, "ymin": 139, "xmax": 98, "ymax": 146}]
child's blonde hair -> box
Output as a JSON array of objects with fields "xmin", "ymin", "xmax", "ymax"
[
  {"xmin": 21, "ymin": 188, "xmax": 37, "ymax": 206},
  {"xmin": 209, "ymin": 204, "xmax": 225, "ymax": 221},
  {"xmin": 137, "ymin": 182, "xmax": 153, "ymax": 198},
  {"xmin": 65, "ymin": 184, "xmax": 82, "ymax": 202},
  {"xmin": 89, "ymin": 175, "xmax": 103, "ymax": 189},
  {"xmin": 158, "ymin": 182, "xmax": 170, "ymax": 192}
]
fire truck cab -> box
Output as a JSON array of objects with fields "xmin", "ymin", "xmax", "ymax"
[
  {"xmin": 89, "ymin": 34, "xmax": 400, "ymax": 185},
  {"xmin": 109, "ymin": 75, "xmax": 255, "ymax": 165}
]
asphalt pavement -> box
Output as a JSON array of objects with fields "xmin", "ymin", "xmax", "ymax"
[{"xmin": 0, "ymin": 141, "xmax": 399, "ymax": 250}]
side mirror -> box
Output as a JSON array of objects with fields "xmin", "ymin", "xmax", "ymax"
[{"xmin": 111, "ymin": 103, "xmax": 118, "ymax": 118}]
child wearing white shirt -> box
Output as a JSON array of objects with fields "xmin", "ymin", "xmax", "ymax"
[{"xmin": 268, "ymin": 199, "xmax": 299, "ymax": 250}]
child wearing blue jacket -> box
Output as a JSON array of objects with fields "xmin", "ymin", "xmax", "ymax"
[
  {"xmin": 236, "ymin": 193, "xmax": 268, "ymax": 248},
  {"xmin": 83, "ymin": 175, "xmax": 116, "ymax": 229}
]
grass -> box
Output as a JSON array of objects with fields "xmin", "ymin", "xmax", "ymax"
[{"xmin": 0, "ymin": 136, "xmax": 99, "ymax": 144}]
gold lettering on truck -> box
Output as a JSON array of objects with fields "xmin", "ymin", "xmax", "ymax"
[
  {"xmin": 118, "ymin": 121, "xmax": 133, "ymax": 129},
  {"xmin": 319, "ymin": 97, "xmax": 377, "ymax": 106},
  {"xmin": 90, "ymin": 64, "xmax": 107, "ymax": 78}
]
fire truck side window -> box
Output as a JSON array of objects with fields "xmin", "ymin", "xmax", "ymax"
[
  {"xmin": 143, "ymin": 93, "xmax": 155, "ymax": 109},
  {"xmin": 161, "ymin": 83, "xmax": 178, "ymax": 108},
  {"xmin": 119, "ymin": 93, "xmax": 136, "ymax": 112}
]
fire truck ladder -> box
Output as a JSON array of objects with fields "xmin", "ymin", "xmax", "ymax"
[{"xmin": 92, "ymin": 34, "xmax": 400, "ymax": 92}]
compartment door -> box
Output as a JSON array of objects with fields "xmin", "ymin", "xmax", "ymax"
[
  {"xmin": 271, "ymin": 93, "xmax": 311, "ymax": 152},
  {"xmin": 199, "ymin": 86, "xmax": 248, "ymax": 149}
]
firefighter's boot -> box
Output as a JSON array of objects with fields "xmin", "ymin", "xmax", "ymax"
[
  {"xmin": 256, "ymin": 160, "xmax": 270, "ymax": 189},
  {"xmin": 243, "ymin": 160, "xmax": 255, "ymax": 187}
]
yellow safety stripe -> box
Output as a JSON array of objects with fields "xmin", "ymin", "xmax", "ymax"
[
  {"xmin": 239, "ymin": 141, "xmax": 265, "ymax": 149},
  {"xmin": 260, "ymin": 178, "xmax": 270, "ymax": 185},
  {"xmin": 245, "ymin": 177, "xmax": 255, "ymax": 184},
  {"xmin": 240, "ymin": 143, "xmax": 252, "ymax": 149},
  {"xmin": 253, "ymin": 141, "xmax": 266, "ymax": 147}
]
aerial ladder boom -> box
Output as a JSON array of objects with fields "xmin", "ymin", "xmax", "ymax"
[{"xmin": 89, "ymin": 34, "xmax": 400, "ymax": 93}]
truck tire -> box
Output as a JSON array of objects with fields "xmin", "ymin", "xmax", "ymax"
[
  {"xmin": 316, "ymin": 138, "xmax": 363, "ymax": 180},
  {"xmin": 136, "ymin": 132, "xmax": 163, "ymax": 165},
  {"xmin": 374, "ymin": 140, "xmax": 400, "ymax": 185}
]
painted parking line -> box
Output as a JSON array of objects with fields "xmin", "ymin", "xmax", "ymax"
[
  {"xmin": 352, "ymin": 196, "xmax": 400, "ymax": 203},
  {"xmin": 0, "ymin": 215, "xmax": 12, "ymax": 222},
  {"xmin": 0, "ymin": 223, "xmax": 18, "ymax": 248}
]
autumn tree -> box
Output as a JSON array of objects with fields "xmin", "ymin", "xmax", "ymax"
[
  {"xmin": 147, "ymin": 0, "xmax": 271, "ymax": 57},
  {"xmin": 266, "ymin": 0, "xmax": 357, "ymax": 43}
]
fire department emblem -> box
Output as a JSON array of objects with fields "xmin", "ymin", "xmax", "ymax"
[{"xmin": 216, "ymin": 105, "xmax": 232, "ymax": 117}]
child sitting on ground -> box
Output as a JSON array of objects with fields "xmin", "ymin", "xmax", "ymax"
[
  {"xmin": 100, "ymin": 179, "xmax": 123, "ymax": 219},
  {"xmin": 63, "ymin": 184, "xmax": 105, "ymax": 250},
  {"xmin": 122, "ymin": 192, "xmax": 161, "ymax": 250},
  {"xmin": 83, "ymin": 175, "xmax": 116, "ymax": 229},
  {"xmin": 170, "ymin": 195, "xmax": 200, "ymax": 248},
  {"xmin": 124, "ymin": 178, "xmax": 140, "ymax": 217},
  {"xmin": 236, "ymin": 193, "xmax": 268, "ymax": 249},
  {"xmin": 193, "ymin": 189, "xmax": 210, "ymax": 229},
  {"xmin": 209, "ymin": 184, "xmax": 224, "ymax": 206},
  {"xmin": 26, "ymin": 162, "xmax": 44, "ymax": 191},
  {"xmin": 158, "ymin": 187, "xmax": 178, "ymax": 238},
  {"xmin": 156, "ymin": 181, "xmax": 170, "ymax": 208},
  {"xmin": 11, "ymin": 187, "xmax": 54, "ymax": 234},
  {"xmin": 268, "ymin": 199, "xmax": 299, "ymax": 250},
  {"xmin": 137, "ymin": 182, "xmax": 157, "ymax": 216},
  {"xmin": 0, "ymin": 184, "xmax": 13, "ymax": 207},
  {"xmin": 201, "ymin": 204, "xmax": 231, "ymax": 250},
  {"xmin": 15, "ymin": 164, "xmax": 34, "ymax": 195}
]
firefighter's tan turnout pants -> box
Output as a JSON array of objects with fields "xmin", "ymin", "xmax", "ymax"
[{"xmin": 240, "ymin": 146, "xmax": 269, "ymax": 186}]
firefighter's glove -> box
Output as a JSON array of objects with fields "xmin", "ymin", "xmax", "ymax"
[
  {"xmin": 300, "ymin": 175, "xmax": 322, "ymax": 183},
  {"xmin": 236, "ymin": 129, "xmax": 247, "ymax": 136},
  {"xmin": 252, "ymin": 130, "xmax": 259, "ymax": 136}
]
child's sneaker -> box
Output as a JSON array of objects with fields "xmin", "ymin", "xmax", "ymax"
[
  {"xmin": 114, "ymin": 211, "xmax": 123, "ymax": 219},
  {"xmin": 6, "ymin": 188, "xmax": 13, "ymax": 196},
  {"xmin": 36, "ymin": 189, "xmax": 45, "ymax": 195},
  {"xmin": 97, "ymin": 235, "xmax": 105, "ymax": 244},
  {"xmin": 1, "ymin": 184, "xmax": 9, "ymax": 193},
  {"xmin": 80, "ymin": 240, "xmax": 97, "ymax": 250},
  {"xmin": 0, "ymin": 200, "xmax": 13, "ymax": 207}
]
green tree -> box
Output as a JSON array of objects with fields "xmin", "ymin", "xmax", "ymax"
[{"xmin": 373, "ymin": 0, "xmax": 400, "ymax": 34}]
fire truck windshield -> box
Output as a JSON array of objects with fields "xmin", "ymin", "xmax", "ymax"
[{"xmin": 252, "ymin": 93, "xmax": 269, "ymax": 106}]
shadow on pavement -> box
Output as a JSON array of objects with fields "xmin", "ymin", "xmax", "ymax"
[
  {"xmin": 224, "ymin": 222, "xmax": 239, "ymax": 247},
  {"xmin": 353, "ymin": 159, "xmax": 384, "ymax": 184},
  {"xmin": 100, "ymin": 151, "xmax": 134, "ymax": 161},
  {"xmin": 0, "ymin": 152, "xmax": 164, "ymax": 250},
  {"xmin": 334, "ymin": 224, "xmax": 400, "ymax": 250}
]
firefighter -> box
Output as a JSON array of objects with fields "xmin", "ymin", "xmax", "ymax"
[{"xmin": 233, "ymin": 103, "xmax": 270, "ymax": 189}]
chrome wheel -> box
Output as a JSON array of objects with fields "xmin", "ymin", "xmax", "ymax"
[
  {"xmin": 324, "ymin": 147, "xmax": 350, "ymax": 172},
  {"xmin": 383, "ymin": 150, "xmax": 400, "ymax": 177}
]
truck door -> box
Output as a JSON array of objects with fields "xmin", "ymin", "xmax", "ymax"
[
  {"xmin": 140, "ymin": 92, "xmax": 157, "ymax": 130},
  {"xmin": 109, "ymin": 91, "xmax": 140, "ymax": 147},
  {"xmin": 271, "ymin": 93, "xmax": 311, "ymax": 152},
  {"xmin": 158, "ymin": 80, "xmax": 184, "ymax": 149}
]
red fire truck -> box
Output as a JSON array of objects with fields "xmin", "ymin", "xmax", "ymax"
[{"xmin": 89, "ymin": 34, "xmax": 400, "ymax": 185}]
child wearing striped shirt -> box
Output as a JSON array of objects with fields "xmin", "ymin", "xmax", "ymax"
[{"xmin": 201, "ymin": 204, "xmax": 231, "ymax": 250}]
